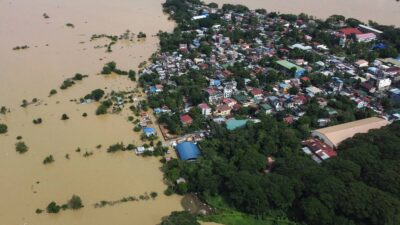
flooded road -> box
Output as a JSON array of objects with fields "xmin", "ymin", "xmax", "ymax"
[
  {"xmin": 0, "ymin": 0, "xmax": 181, "ymax": 225},
  {"xmin": 208, "ymin": 0, "xmax": 400, "ymax": 27}
]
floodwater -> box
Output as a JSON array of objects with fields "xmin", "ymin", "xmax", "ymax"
[
  {"xmin": 0, "ymin": 0, "xmax": 182, "ymax": 225},
  {"xmin": 208, "ymin": 0, "xmax": 400, "ymax": 27}
]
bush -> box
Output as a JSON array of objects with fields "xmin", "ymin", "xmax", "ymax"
[
  {"xmin": 0, "ymin": 123, "xmax": 8, "ymax": 134},
  {"xmin": 150, "ymin": 192, "xmax": 158, "ymax": 199},
  {"xmin": 43, "ymin": 155, "xmax": 55, "ymax": 164},
  {"xmin": 15, "ymin": 141, "xmax": 28, "ymax": 154},
  {"xmin": 33, "ymin": 118, "xmax": 43, "ymax": 124},
  {"xmin": 68, "ymin": 195, "xmax": 84, "ymax": 210},
  {"xmin": 49, "ymin": 89, "xmax": 57, "ymax": 96},
  {"xmin": 82, "ymin": 112, "xmax": 88, "ymax": 117},
  {"xmin": 35, "ymin": 208, "xmax": 43, "ymax": 214},
  {"xmin": 46, "ymin": 202, "xmax": 61, "ymax": 213},
  {"xmin": 61, "ymin": 114, "xmax": 69, "ymax": 120}
]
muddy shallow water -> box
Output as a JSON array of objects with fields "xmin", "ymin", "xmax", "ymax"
[
  {"xmin": 208, "ymin": 0, "xmax": 400, "ymax": 27},
  {"xmin": 0, "ymin": 0, "xmax": 182, "ymax": 225}
]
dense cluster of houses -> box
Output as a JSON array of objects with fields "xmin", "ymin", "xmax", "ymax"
[{"xmin": 140, "ymin": 2, "xmax": 400, "ymax": 160}]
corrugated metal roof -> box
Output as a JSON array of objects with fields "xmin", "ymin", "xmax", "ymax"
[{"xmin": 176, "ymin": 142, "xmax": 201, "ymax": 161}]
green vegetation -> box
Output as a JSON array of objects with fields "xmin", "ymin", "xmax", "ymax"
[
  {"xmin": 35, "ymin": 208, "xmax": 44, "ymax": 214},
  {"xmin": 61, "ymin": 114, "xmax": 69, "ymax": 120},
  {"xmin": 43, "ymin": 195, "xmax": 83, "ymax": 214},
  {"xmin": 84, "ymin": 89, "xmax": 105, "ymax": 101},
  {"xmin": 43, "ymin": 155, "xmax": 54, "ymax": 164},
  {"xmin": 66, "ymin": 23, "xmax": 75, "ymax": 28},
  {"xmin": 100, "ymin": 61, "xmax": 128, "ymax": 75},
  {"xmin": 49, "ymin": 89, "xmax": 57, "ymax": 96},
  {"xmin": 15, "ymin": 141, "xmax": 28, "ymax": 154},
  {"xmin": 96, "ymin": 100, "xmax": 112, "ymax": 115},
  {"xmin": 82, "ymin": 112, "xmax": 88, "ymax": 117},
  {"xmin": 0, "ymin": 106, "xmax": 8, "ymax": 114},
  {"xmin": 163, "ymin": 115, "xmax": 400, "ymax": 225},
  {"xmin": 60, "ymin": 73, "xmax": 88, "ymax": 90},
  {"xmin": 161, "ymin": 211, "xmax": 200, "ymax": 225},
  {"xmin": 106, "ymin": 143, "xmax": 127, "ymax": 153},
  {"xmin": 94, "ymin": 192, "xmax": 157, "ymax": 208},
  {"xmin": 201, "ymin": 196, "xmax": 296, "ymax": 225},
  {"xmin": 12, "ymin": 45, "xmax": 29, "ymax": 50},
  {"xmin": 68, "ymin": 195, "xmax": 84, "ymax": 210},
  {"xmin": 46, "ymin": 202, "xmax": 61, "ymax": 213},
  {"xmin": 137, "ymin": 31, "xmax": 147, "ymax": 38},
  {"xmin": 0, "ymin": 123, "xmax": 8, "ymax": 134},
  {"xmin": 33, "ymin": 118, "xmax": 43, "ymax": 124}
]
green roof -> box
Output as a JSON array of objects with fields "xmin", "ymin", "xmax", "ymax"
[
  {"xmin": 233, "ymin": 94, "xmax": 248, "ymax": 103},
  {"xmin": 226, "ymin": 119, "xmax": 248, "ymax": 131},
  {"xmin": 276, "ymin": 60, "xmax": 304, "ymax": 71},
  {"xmin": 261, "ymin": 103, "xmax": 272, "ymax": 111}
]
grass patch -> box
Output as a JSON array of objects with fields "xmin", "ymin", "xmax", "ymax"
[{"xmin": 200, "ymin": 196, "xmax": 297, "ymax": 225}]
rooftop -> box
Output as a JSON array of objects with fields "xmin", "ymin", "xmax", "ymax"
[{"xmin": 312, "ymin": 117, "xmax": 390, "ymax": 148}]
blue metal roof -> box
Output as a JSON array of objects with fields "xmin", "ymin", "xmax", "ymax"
[
  {"xmin": 143, "ymin": 127, "xmax": 156, "ymax": 137},
  {"xmin": 176, "ymin": 142, "xmax": 201, "ymax": 161}
]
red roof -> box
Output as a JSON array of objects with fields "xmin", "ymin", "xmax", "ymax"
[
  {"xmin": 251, "ymin": 88, "xmax": 264, "ymax": 96},
  {"xmin": 339, "ymin": 27, "xmax": 362, "ymax": 36},
  {"xmin": 198, "ymin": 103, "xmax": 210, "ymax": 109},
  {"xmin": 301, "ymin": 76, "xmax": 310, "ymax": 82},
  {"xmin": 180, "ymin": 114, "xmax": 193, "ymax": 124},
  {"xmin": 302, "ymin": 138, "xmax": 337, "ymax": 159},
  {"xmin": 216, "ymin": 104, "xmax": 231, "ymax": 112}
]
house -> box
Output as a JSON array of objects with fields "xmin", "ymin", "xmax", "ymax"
[
  {"xmin": 311, "ymin": 117, "xmax": 390, "ymax": 148},
  {"xmin": 268, "ymin": 96, "xmax": 283, "ymax": 111},
  {"xmin": 198, "ymin": 103, "xmax": 212, "ymax": 116},
  {"xmin": 206, "ymin": 88, "xmax": 223, "ymax": 105},
  {"xmin": 389, "ymin": 88, "xmax": 400, "ymax": 104},
  {"xmin": 149, "ymin": 84, "xmax": 163, "ymax": 94},
  {"xmin": 260, "ymin": 103, "xmax": 273, "ymax": 114},
  {"xmin": 356, "ymin": 33, "xmax": 377, "ymax": 42},
  {"xmin": 338, "ymin": 27, "xmax": 362, "ymax": 37},
  {"xmin": 222, "ymin": 98, "xmax": 237, "ymax": 107},
  {"xmin": 214, "ymin": 104, "xmax": 231, "ymax": 116},
  {"xmin": 250, "ymin": 88, "xmax": 264, "ymax": 98},
  {"xmin": 143, "ymin": 127, "xmax": 156, "ymax": 137},
  {"xmin": 176, "ymin": 142, "xmax": 201, "ymax": 161},
  {"xmin": 279, "ymin": 82, "xmax": 290, "ymax": 93},
  {"xmin": 306, "ymin": 86, "xmax": 322, "ymax": 97},
  {"xmin": 226, "ymin": 118, "xmax": 248, "ymax": 131},
  {"xmin": 302, "ymin": 138, "xmax": 337, "ymax": 163},
  {"xmin": 276, "ymin": 60, "xmax": 306, "ymax": 78},
  {"xmin": 180, "ymin": 114, "xmax": 193, "ymax": 125},
  {"xmin": 355, "ymin": 59, "xmax": 369, "ymax": 68}
]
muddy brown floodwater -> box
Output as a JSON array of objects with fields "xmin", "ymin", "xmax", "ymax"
[
  {"xmin": 207, "ymin": 0, "xmax": 400, "ymax": 27},
  {"xmin": 0, "ymin": 0, "xmax": 183, "ymax": 225}
]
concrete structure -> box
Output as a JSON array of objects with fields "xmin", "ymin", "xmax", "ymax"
[
  {"xmin": 176, "ymin": 142, "xmax": 201, "ymax": 161},
  {"xmin": 312, "ymin": 117, "xmax": 390, "ymax": 148},
  {"xmin": 276, "ymin": 60, "xmax": 306, "ymax": 78},
  {"xmin": 198, "ymin": 103, "xmax": 212, "ymax": 116}
]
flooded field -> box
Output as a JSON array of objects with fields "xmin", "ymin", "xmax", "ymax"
[
  {"xmin": 0, "ymin": 0, "xmax": 182, "ymax": 225},
  {"xmin": 208, "ymin": 0, "xmax": 400, "ymax": 27}
]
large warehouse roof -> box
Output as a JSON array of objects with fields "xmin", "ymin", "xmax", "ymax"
[
  {"xmin": 312, "ymin": 117, "xmax": 390, "ymax": 148},
  {"xmin": 176, "ymin": 142, "xmax": 201, "ymax": 161}
]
